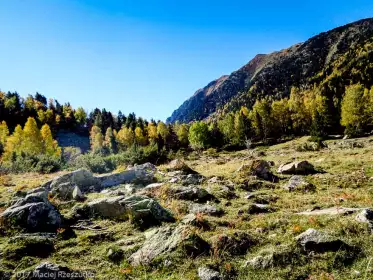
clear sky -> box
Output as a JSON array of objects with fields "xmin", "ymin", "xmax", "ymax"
[{"xmin": 0, "ymin": 0, "xmax": 372, "ymax": 121}]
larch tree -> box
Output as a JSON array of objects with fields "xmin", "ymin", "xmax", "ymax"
[
  {"xmin": 134, "ymin": 127, "xmax": 147, "ymax": 146},
  {"xmin": 176, "ymin": 123, "xmax": 189, "ymax": 146},
  {"xmin": 116, "ymin": 127, "xmax": 135, "ymax": 150},
  {"xmin": 188, "ymin": 121, "xmax": 210, "ymax": 150},
  {"xmin": 104, "ymin": 127, "xmax": 117, "ymax": 153},
  {"xmin": 0, "ymin": 121, "xmax": 9, "ymax": 147},
  {"xmin": 22, "ymin": 117, "xmax": 43, "ymax": 156},
  {"xmin": 41, "ymin": 124, "xmax": 61, "ymax": 158},
  {"xmin": 3, "ymin": 124, "xmax": 24, "ymax": 161},
  {"xmin": 157, "ymin": 122, "xmax": 170, "ymax": 143},
  {"xmin": 90, "ymin": 125, "xmax": 104, "ymax": 153}
]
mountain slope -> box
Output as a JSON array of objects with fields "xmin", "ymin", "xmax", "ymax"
[{"xmin": 167, "ymin": 18, "xmax": 373, "ymax": 123}]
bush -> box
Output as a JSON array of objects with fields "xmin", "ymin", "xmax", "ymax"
[
  {"xmin": 0, "ymin": 154, "xmax": 62, "ymax": 174},
  {"xmin": 71, "ymin": 153, "xmax": 115, "ymax": 174}
]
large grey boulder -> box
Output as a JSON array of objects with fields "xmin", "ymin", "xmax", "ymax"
[
  {"xmin": 129, "ymin": 225, "xmax": 209, "ymax": 266},
  {"xmin": 50, "ymin": 169, "xmax": 99, "ymax": 193},
  {"xmin": 97, "ymin": 163, "xmax": 156, "ymax": 188},
  {"xmin": 198, "ymin": 267, "xmax": 222, "ymax": 280},
  {"xmin": 295, "ymin": 228, "xmax": 351, "ymax": 252},
  {"xmin": 283, "ymin": 176, "xmax": 315, "ymax": 192},
  {"xmin": 74, "ymin": 195, "xmax": 174, "ymax": 227},
  {"xmin": 167, "ymin": 185, "xmax": 214, "ymax": 202},
  {"xmin": 50, "ymin": 183, "xmax": 85, "ymax": 201},
  {"xmin": 278, "ymin": 161, "xmax": 316, "ymax": 175},
  {"xmin": 0, "ymin": 193, "xmax": 62, "ymax": 232}
]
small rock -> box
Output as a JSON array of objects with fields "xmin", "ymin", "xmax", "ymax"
[
  {"xmin": 237, "ymin": 160, "xmax": 278, "ymax": 182},
  {"xmin": 189, "ymin": 203, "xmax": 223, "ymax": 216},
  {"xmin": 167, "ymin": 185, "xmax": 214, "ymax": 202},
  {"xmin": 297, "ymin": 207, "xmax": 363, "ymax": 216},
  {"xmin": 198, "ymin": 266, "xmax": 222, "ymax": 280},
  {"xmin": 166, "ymin": 159, "xmax": 196, "ymax": 174},
  {"xmin": 283, "ymin": 176, "xmax": 315, "ymax": 192},
  {"xmin": 247, "ymin": 203, "xmax": 273, "ymax": 214}
]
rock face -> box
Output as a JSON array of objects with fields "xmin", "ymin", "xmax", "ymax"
[
  {"xmin": 129, "ymin": 225, "xmax": 209, "ymax": 266},
  {"xmin": 74, "ymin": 195, "xmax": 174, "ymax": 227},
  {"xmin": 277, "ymin": 161, "xmax": 316, "ymax": 175},
  {"xmin": 167, "ymin": 19, "xmax": 373, "ymax": 124},
  {"xmin": 198, "ymin": 267, "xmax": 222, "ymax": 280},
  {"xmin": 0, "ymin": 193, "xmax": 62, "ymax": 232},
  {"xmin": 167, "ymin": 185, "xmax": 214, "ymax": 202},
  {"xmin": 237, "ymin": 160, "xmax": 277, "ymax": 182},
  {"xmin": 295, "ymin": 228, "xmax": 351, "ymax": 252},
  {"xmin": 283, "ymin": 176, "xmax": 315, "ymax": 192}
]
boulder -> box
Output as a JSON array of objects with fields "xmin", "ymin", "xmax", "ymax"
[
  {"xmin": 72, "ymin": 186, "xmax": 85, "ymax": 201},
  {"xmin": 246, "ymin": 203, "xmax": 273, "ymax": 214},
  {"xmin": 198, "ymin": 267, "xmax": 222, "ymax": 280},
  {"xmin": 0, "ymin": 194, "xmax": 62, "ymax": 232},
  {"xmin": 97, "ymin": 163, "xmax": 156, "ymax": 188},
  {"xmin": 283, "ymin": 176, "xmax": 315, "ymax": 192},
  {"xmin": 241, "ymin": 180, "xmax": 276, "ymax": 191},
  {"xmin": 166, "ymin": 159, "xmax": 196, "ymax": 174},
  {"xmin": 244, "ymin": 245, "xmax": 294, "ymax": 269},
  {"xmin": 295, "ymin": 228, "xmax": 351, "ymax": 252},
  {"xmin": 50, "ymin": 183, "xmax": 84, "ymax": 201},
  {"xmin": 167, "ymin": 185, "xmax": 214, "ymax": 202},
  {"xmin": 74, "ymin": 195, "xmax": 174, "ymax": 227},
  {"xmin": 129, "ymin": 225, "xmax": 209, "ymax": 266},
  {"xmin": 356, "ymin": 209, "xmax": 373, "ymax": 224},
  {"xmin": 277, "ymin": 161, "xmax": 316, "ymax": 175},
  {"xmin": 210, "ymin": 231, "xmax": 256, "ymax": 256},
  {"xmin": 4, "ymin": 233, "xmax": 56, "ymax": 260},
  {"xmin": 237, "ymin": 160, "xmax": 278, "ymax": 182},
  {"xmin": 169, "ymin": 174, "xmax": 206, "ymax": 185},
  {"xmin": 50, "ymin": 169, "xmax": 99, "ymax": 193},
  {"xmin": 189, "ymin": 203, "xmax": 224, "ymax": 216}
]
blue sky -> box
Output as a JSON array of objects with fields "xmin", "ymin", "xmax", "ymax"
[{"xmin": 0, "ymin": 1, "xmax": 372, "ymax": 121}]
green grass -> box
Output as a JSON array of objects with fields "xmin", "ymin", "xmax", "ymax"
[{"xmin": 2, "ymin": 136, "xmax": 373, "ymax": 279}]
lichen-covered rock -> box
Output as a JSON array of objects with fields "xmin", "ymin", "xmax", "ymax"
[
  {"xmin": 189, "ymin": 203, "xmax": 224, "ymax": 216},
  {"xmin": 295, "ymin": 228, "xmax": 351, "ymax": 252},
  {"xmin": 50, "ymin": 169, "xmax": 99, "ymax": 193},
  {"xmin": 246, "ymin": 203, "xmax": 273, "ymax": 214},
  {"xmin": 283, "ymin": 176, "xmax": 315, "ymax": 192},
  {"xmin": 297, "ymin": 206, "xmax": 363, "ymax": 216},
  {"xmin": 237, "ymin": 160, "xmax": 278, "ymax": 182},
  {"xmin": 73, "ymin": 195, "xmax": 174, "ymax": 227},
  {"xmin": 169, "ymin": 174, "xmax": 206, "ymax": 185},
  {"xmin": 244, "ymin": 245, "xmax": 294, "ymax": 269},
  {"xmin": 129, "ymin": 225, "xmax": 209, "ymax": 266},
  {"xmin": 198, "ymin": 267, "xmax": 222, "ymax": 280},
  {"xmin": 167, "ymin": 185, "xmax": 214, "ymax": 202},
  {"xmin": 0, "ymin": 194, "xmax": 62, "ymax": 232},
  {"xmin": 278, "ymin": 161, "xmax": 316, "ymax": 175},
  {"xmin": 97, "ymin": 163, "xmax": 156, "ymax": 188}
]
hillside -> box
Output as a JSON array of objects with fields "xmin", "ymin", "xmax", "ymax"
[
  {"xmin": 167, "ymin": 18, "xmax": 373, "ymax": 123},
  {"xmin": 1, "ymin": 136, "xmax": 373, "ymax": 279}
]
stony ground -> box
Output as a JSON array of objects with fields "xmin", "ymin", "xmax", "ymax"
[{"xmin": 1, "ymin": 136, "xmax": 373, "ymax": 280}]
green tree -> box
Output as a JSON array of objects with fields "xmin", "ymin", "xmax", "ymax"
[
  {"xmin": 157, "ymin": 121, "xmax": 170, "ymax": 143},
  {"xmin": 188, "ymin": 122, "xmax": 210, "ymax": 150},
  {"xmin": 341, "ymin": 84, "xmax": 367, "ymax": 136},
  {"xmin": 251, "ymin": 98, "xmax": 274, "ymax": 140},
  {"xmin": 74, "ymin": 107, "xmax": 87, "ymax": 126},
  {"xmin": 176, "ymin": 123, "xmax": 189, "ymax": 146},
  {"xmin": 104, "ymin": 127, "xmax": 117, "ymax": 153}
]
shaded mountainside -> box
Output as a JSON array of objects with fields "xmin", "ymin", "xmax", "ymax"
[{"xmin": 167, "ymin": 18, "xmax": 373, "ymax": 123}]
